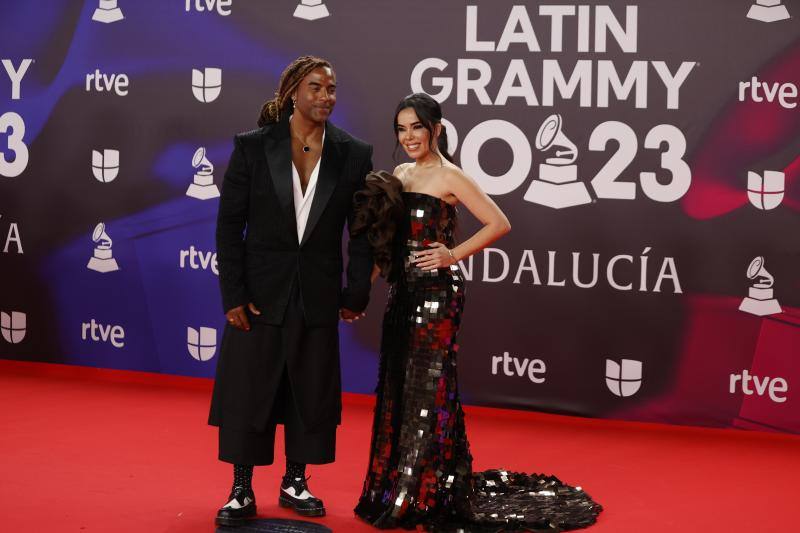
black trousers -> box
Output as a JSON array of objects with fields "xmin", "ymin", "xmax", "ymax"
[
  {"xmin": 218, "ymin": 368, "xmax": 336, "ymax": 465},
  {"xmin": 216, "ymin": 280, "xmax": 337, "ymax": 466}
]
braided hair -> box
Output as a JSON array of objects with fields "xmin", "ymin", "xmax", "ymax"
[{"xmin": 257, "ymin": 55, "xmax": 333, "ymax": 127}]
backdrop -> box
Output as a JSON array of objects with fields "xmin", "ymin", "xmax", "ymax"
[{"xmin": 1, "ymin": 0, "xmax": 798, "ymax": 434}]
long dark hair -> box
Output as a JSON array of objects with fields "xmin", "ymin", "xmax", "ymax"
[
  {"xmin": 392, "ymin": 93, "xmax": 454, "ymax": 164},
  {"xmin": 257, "ymin": 55, "xmax": 332, "ymax": 127}
]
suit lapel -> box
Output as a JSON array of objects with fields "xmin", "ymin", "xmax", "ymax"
[
  {"xmin": 263, "ymin": 118, "xmax": 298, "ymax": 244},
  {"xmin": 300, "ymin": 122, "xmax": 347, "ymax": 247}
]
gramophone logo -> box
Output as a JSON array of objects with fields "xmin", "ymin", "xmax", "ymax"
[
  {"xmin": 525, "ymin": 114, "xmax": 591, "ymax": 209},
  {"xmin": 86, "ymin": 222, "xmax": 120, "ymax": 273},
  {"xmin": 0, "ymin": 311, "xmax": 26, "ymax": 344},
  {"xmin": 92, "ymin": 0, "xmax": 124, "ymax": 23},
  {"xmin": 605, "ymin": 359, "xmax": 642, "ymax": 398},
  {"xmin": 747, "ymin": 1, "xmax": 791, "ymax": 22},
  {"xmin": 747, "ymin": 170, "xmax": 784, "ymax": 210},
  {"xmin": 192, "ymin": 68, "xmax": 222, "ymax": 103},
  {"xmin": 187, "ymin": 326, "xmax": 217, "ymax": 361},
  {"xmin": 739, "ymin": 256, "xmax": 782, "ymax": 316},
  {"xmin": 186, "ymin": 147, "xmax": 220, "ymax": 200},
  {"xmin": 92, "ymin": 149, "xmax": 120, "ymax": 183},
  {"xmin": 293, "ymin": 0, "xmax": 330, "ymax": 20}
]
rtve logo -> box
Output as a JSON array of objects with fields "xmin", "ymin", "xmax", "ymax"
[
  {"xmin": 739, "ymin": 77, "xmax": 797, "ymax": 109},
  {"xmin": 92, "ymin": 149, "xmax": 120, "ymax": 183},
  {"xmin": 491, "ymin": 351, "xmax": 546, "ymax": 383},
  {"xmin": 85, "ymin": 69, "xmax": 129, "ymax": 96},
  {"xmin": 187, "ymin": 326, "xmax": 217, "ymax": 361},
  {"xmin": 730, "ymin": 369, "xmax": 788, "ymax": 403},
  {"xmin": 1, "ymin": 311, "xmax": 26, "ymax": 344},
  {"xmin": 605, "ymin": 358, "xmax": 642, "ymax": 397},
  {"xmin": 81, "ymin": 319, "xmax": 125, "ymax": 348},
  {"xmin": 179, "ymin": 245, "xmax": 218, "ymax": 275},
  {"xmin": 192, "ymin": 68, "xmax": 222, "ymax": 103},
  {"xmin": 1, "ymin": 214, "xmax": 23, "ymax": 254},
  {"xmin": 186, "ymin": 0, "xmax": 232, "ymax": 16}
]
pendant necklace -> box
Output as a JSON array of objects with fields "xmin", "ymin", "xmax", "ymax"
[{"xmin": 291, "ymin": 126, "xmax": 315, "ymax": 153}]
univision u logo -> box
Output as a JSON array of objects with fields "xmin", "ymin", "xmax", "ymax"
[
  {"xmin": 92, "ymin": 149, "xmax": 120, "ymax": 183},
  {"xmin": 187, "ymin": 326, "xmax": 217, "ymax": 361},
  {"xmin": 192, "ymin": 68, "xmax": 222, "ymax": 103},
  {"xmin": 747, "ymin": 170, "xmax": 784, "ymax": 210},
  {"xmin": 1, "ymin": 311, "xmax": 26, "ymax": 344},
  {"xmin": 605, "ymin": 358, "xmax": 642, "ymax": 397}
]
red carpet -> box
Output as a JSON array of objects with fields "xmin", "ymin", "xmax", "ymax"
[{"xmin": 0, "ymin": 360, "xmax": 797, "ymax": 532}]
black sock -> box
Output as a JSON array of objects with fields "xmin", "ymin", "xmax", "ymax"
[
  {"xmin": 282, "ymin": 460, "xmax": 306, "ymax": 487},
  {"xmin": 232, "ymin": 464, "xmax": 254, "ymax": 495}
]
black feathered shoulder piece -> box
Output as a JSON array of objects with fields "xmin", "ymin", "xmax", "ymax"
[{"xmin": 350, "ymin": 171, "xmax": 405, "ymax": 280}]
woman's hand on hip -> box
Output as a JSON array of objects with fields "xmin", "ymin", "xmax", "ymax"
[{"xmin": 412, "ymin": 242, "xmax": 456, "ymax": 271}]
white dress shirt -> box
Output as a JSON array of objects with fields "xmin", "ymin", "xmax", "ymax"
[{"xmin": 291, "ymin": 126, "xmax": 325, "ymax": 243}]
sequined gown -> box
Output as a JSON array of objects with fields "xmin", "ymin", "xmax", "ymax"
[{"xmin": 355, "ymin": 192, "xmax": 602, "ymax": 531}]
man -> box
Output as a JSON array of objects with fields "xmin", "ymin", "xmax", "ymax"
[{"xmin": 209, "ymin": 56, "xmax": 373, "ymax": 526}]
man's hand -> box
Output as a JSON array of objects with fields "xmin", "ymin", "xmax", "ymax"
[
  {"xmin": 340, "ymin": 308, "xmax": 365, "ymax": 323},
  {"xmin": 225, "ymin": 303, "xmax": 261, "ymax": 331}
]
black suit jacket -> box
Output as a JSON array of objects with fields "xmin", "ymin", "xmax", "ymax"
[{"xmin": 215, "ymin": 117, "xmax": 374, "ymax": 326}]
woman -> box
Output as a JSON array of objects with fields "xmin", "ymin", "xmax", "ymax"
[{"xmin": 352, "ymin": 93, "xmax": 602, "ymax": 531}]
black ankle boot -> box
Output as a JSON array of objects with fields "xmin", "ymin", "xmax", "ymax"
[
  {"xmin": 216, "ymin": 486, "xmax": 257, "ymax": 526},
  {"xmin": 278, "ymin": 475, "xmax": 325, "ymax": 517}
]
